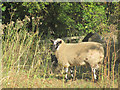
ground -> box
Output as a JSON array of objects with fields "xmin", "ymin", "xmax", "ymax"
[{"xmin": 1, "ymin": 69, "xmax": 118, "ymax": 88}]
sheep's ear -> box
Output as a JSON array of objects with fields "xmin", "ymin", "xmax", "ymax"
[
  {"xmin": 59, "ymin": 40, "xmax": 62, "ymax": 44},
  {"xmin": 50, "ymin": 39, "xmax": 54, "ymax": 43}
]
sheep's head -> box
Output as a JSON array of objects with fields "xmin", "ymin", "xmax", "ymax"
[
  {"xmin": 50, "ymin": 38, "xmax": 64, "ymax": 74},
  {"xmin": 50, "ymin": 39, "xmax": 63, "ymax": 74},
  {"xmin": 50, "ymin": 38, "xmax": 63, "ymax": 52}
]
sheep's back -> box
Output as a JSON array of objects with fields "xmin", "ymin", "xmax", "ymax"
[{"xmin": 55, "ymin": 42, "xmax": 104, "ymax": 67}]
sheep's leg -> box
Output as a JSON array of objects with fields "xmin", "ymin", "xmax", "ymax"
[
  {"xmin": 70, "ymin": 67, "xmax": 74, "ymax": 80},
  {"xmin": 64, "ymin": 67, "xmax": 68, "ymax": 82},
  {"xmin": 93, "ymin": 68, "xmax": 97, "ymax": 80},
  {"xmin": 92, "ymin": 68, "xmax": 97, "ymax": 82}
]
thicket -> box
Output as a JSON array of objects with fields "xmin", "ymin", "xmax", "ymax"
[{"xmin": 3, "ymin": 2, "xmax": 118, "ymax": 38}]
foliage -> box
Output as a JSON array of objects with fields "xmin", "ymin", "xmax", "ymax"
[
  {"xmin": 22, "ymin": 2, "xmax": 49, "ymax": 16},
  {"xmin": 2, "ymin": 2, "xmax": 119, "ymax": 38},
  {"xmin": 82, "ymin": 3, "xmax": 107, "ymax": 33}
]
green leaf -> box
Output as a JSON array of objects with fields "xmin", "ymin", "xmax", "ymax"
[
  {"xmin": 28, "ymin": 10, "xmax": 32, "ymax": 13},
  {"xmin": 2, "ymin": 6, "xmax": 6, "ymax": 11}
]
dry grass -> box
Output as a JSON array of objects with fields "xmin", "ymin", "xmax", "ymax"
[{"xmin": 1, "ymin": 69, "xmax": 118, "ymax": 88}]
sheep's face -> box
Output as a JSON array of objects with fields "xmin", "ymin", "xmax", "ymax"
[{"xmin": 50, "ymin": 39, "xmax": 62, "ymax": 52}]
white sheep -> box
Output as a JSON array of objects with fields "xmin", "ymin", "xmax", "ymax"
[{"xmin": 50, "ymin": 38, "xmax": 104, "ymax": 82}]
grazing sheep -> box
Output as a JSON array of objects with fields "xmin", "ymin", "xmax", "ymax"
[{"xmin": 50, "ymin": 38, "xmax": 104, "ymax": 82}]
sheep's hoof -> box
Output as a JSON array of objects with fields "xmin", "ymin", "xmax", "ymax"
[
  {"xmin": 71, "ymin": 78, "xmax": 75, "ymax": 81},
  {"xmin": 73, "ymin": 78, "xmax": 76, "ymax": 81},
  {"xmin": 94, "ymin": 80, "xmax": 97, "ymax": 83},
  {"xmin": 65, "ymin": 79, "xmax": 68, "ymax": 83},
  {"xmin": 92, "ymin": 78, "xmax": 98, "ymax": 83}
]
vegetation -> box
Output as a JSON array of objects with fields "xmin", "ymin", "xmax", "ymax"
[{"xmin": 1, "ymin": 2, "xmax": 119, "ymax": 88}]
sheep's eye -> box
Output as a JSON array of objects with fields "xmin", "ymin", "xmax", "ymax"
[
  {"xmin": 54, "ymin": 42, "xmax": 59, "ymax": 49},
  {"xmin": 57, "ymin": 41, "xmax": 62, "ymax": 45},
  {"xmin": 54, "ymin": 41, "xmax": 61, "ymax": 49}
]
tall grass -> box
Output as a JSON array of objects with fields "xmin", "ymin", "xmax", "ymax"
[
  {"xmin": 100, "ymin": 24, "xmax": 119, "ymax": 88},
  {"xmin": 1, "ymin": 16, "xmax": 52, "ymax": 87}
]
